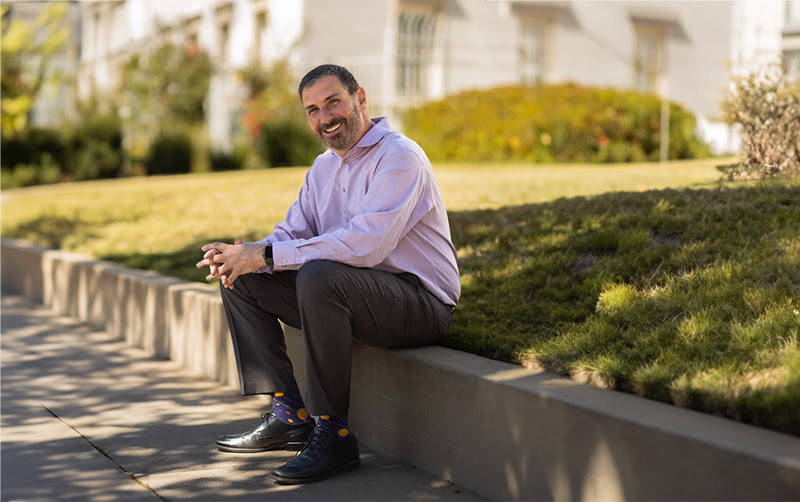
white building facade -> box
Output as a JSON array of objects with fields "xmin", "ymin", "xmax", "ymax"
[{"xmin": 78, "ymin": 0, "xmax": 790, "ymax": 155}]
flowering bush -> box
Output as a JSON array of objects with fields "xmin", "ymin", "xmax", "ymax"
[
  {"xmin": 719, "ymin": 64, "xmax": 800, "ymax": 180},
  {"xmin": 402, "ymin": 84, "xmax": 710, "ymax": 163}
]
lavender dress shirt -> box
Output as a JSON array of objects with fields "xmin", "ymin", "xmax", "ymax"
[{"xmin": 258, "ymin": 117, "xmax": 460, "ymax": 307}]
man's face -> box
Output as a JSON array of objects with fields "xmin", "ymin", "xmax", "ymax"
[{"xmin": 302, "ymin": 75, "xmax": 368, "ymax": 155}]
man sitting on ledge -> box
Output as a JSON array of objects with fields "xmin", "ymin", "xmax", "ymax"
[{"xmin": 196, "ymin": 64, "xmax": 460, "ymax": 484}]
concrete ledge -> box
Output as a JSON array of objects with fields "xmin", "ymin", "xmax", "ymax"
[{"xmin": 3, "ymin": 237, "xmax": 799, "ymax": 501}]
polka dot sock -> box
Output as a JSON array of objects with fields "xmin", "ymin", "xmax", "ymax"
[
  {"xmin": 271, "ymin": 392, "xmax": 311, "ymax": 425},
  {"xmin": 316, "ymin": 415, "xmax": 352, "ymax": 441}
]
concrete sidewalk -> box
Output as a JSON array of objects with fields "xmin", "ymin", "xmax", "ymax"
[{"xmin": 0, "ymin": 295, "xmax": 481, "ymax": 502}]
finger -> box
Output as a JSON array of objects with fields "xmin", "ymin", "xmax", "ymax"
[
  {"xmin": 201, "ymin": 242, "xmax": 227, "ymax": 252},
  {"xmin": 207, "ymin": 264, "xmax": 219, "ymax": 279},
  {"xmin": 234, "ymin": 238, "xmax": 243, "ymax": 245},
  {"xmin": 196, "ymin": 258, "xmax": 213, "ymax": 269},
  {"xmin": 204, "ymin": 249, "xmax": 220, "ymax": 260}
]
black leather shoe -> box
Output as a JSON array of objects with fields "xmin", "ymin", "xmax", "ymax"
[
  {"xmin": 215, "ymin": 412, "xmax": 314, "ymax": 453},
  {"xmin": 270, "ymin": 427, "xmax": 360, "ymax": 484}
]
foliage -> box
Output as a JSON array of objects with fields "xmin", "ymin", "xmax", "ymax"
[
  {"xmin": 145, "ymin": 130, "xmax": 193, "ymax": 175},
  {"xmin": 1, "ymin": 154, "xmax": 60, "ymax": 189},
  {"xmin": 1, "ymin": 126, "xmax": 67, "ymax": 170},
  {"xmin": 256, "ymin": 111, "xmax": 322, "ymax": 168},
  {"xmin": 121, "ymin": 41, "xmax": 213, "ymax": 126},
  {"xmin": 0, "ymin": 99, "xmax": 124, "ymax": 185},
  {"xmin": 209, "ymin": 149, "xmax": 243, "ymax": 172},
  {"xmin": 403, "ymin": 84, "xmax": 711, "ymax": 163},
  {"xmin": 0, "ymin": 2, "xmax": 69, "ymax": 137},
  {"xmin": 238, "ymin": 60, "xmax": 322, "ymax": 168},
  {"xmin": 719, "ymin": 64, "xmax": 800, "ymax": 180},
  {"xmin": 63, "ymin": 107, "xmax": 123, "ymax": 181}
]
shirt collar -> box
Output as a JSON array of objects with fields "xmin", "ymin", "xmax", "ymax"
[{"xmin": 331, "ymin": 117, "xmax": 391, "ymax": 160}]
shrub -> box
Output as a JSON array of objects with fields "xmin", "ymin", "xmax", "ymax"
[
  {"xmin": 63, "ymin": 112, "xmax": 124, "ymax": 181},
  {"xmin": 145, "ymin": 131, "xmax": 193, "ymax": 175},
  {"xmin": 256, "ymin": 116, "xmax": 322, "ymax": 168},
  {"xmin": 238, "ymin": 59, "xmax": 323, "ymax": 168},
  {"xmin": 1, "ymin": 127, "xmax": 67, "ymax": 170},
  {"xmin": 209, "ymin": 149, "xmax": 242, "ymax": 171},
  {"xmin": 1, "ymin": 154, "xmax": 61, "ymax": 189},
  {"xmin": 402, "ymin": 84, "xmax": 711, "ymax": 163},
  {"xmin": 719, "ymin": 64, "xmax": 800, "ymax": 180}
]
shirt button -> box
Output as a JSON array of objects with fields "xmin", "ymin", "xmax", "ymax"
[
  {"xmin": 341, "ymin": 188, "xmax": 346, "ymax": 193},
  {"xmin": 343, "ymin": 159, "xmax": 349, "ymax": 164},
  {"xmin": 282, "ymin": 258, "xmax": 287, "ymax": 263},
  {"xmin": 344, "ymin": 218, "xmax": 349, "ymax": 223}
]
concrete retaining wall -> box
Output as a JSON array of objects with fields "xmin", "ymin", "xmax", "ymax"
[{"xmin": 3, "ymin": 237, "xmax": 799, "ymax": 501}]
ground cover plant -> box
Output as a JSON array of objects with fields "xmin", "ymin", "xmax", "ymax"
[{"xmin": 3, "ymin": 158, "xmax": 799, "ymax": 435}]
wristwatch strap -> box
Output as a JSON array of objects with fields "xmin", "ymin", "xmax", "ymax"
[{"xmin": 263, "ymin": 243, "xmax": 273, "ymax": 266}]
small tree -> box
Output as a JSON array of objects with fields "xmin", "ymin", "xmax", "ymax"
[
  {"xmin": 237, "ymin": 59, "xmax": 321, "ymax": 168},
  {"xmin": 120, "ymin": 40, "xmax": 213, "ymax": 173},
  {"xmin": 719, "ymin": 64, "xmax": 800, "ymax": 180},
  {"xmin": 0, "ymin": 3, "xmax": 69, "ymax": 138}
]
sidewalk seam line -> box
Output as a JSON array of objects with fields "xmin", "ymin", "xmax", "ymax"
[{"xmin": 41, "ymin": 404, "xmax": 170, "ymax": 502}]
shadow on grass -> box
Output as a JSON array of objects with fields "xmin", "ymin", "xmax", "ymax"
[
  {"xmin": 446, "ymin": 181, "xmax": 800, "ymax": 436},
  {"xmin": 6, "ymin": 214, "xmax": 98, "ymax": 249}
]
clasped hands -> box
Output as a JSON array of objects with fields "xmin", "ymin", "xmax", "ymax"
[{"xmin": 196, "ymin": 238, "xmax": 265, "ymax": 289}]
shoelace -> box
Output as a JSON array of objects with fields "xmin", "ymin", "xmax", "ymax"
[{"xmin": 295, "ymin": 428, "xmax": 328, "ymax": 457}]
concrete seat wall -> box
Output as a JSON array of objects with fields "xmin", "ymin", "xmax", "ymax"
[{"xmin": 3, "ymin": 237, "xmax": 799, "ymax": 501}]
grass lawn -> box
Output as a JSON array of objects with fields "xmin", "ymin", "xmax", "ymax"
[{"xmin": 3, "ymin": 157, "xmax": 799, "ymax": 435}]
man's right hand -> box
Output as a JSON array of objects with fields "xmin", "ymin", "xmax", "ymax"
[{"xmin": 197, "ymin": 238, "xmax": 243, "ymax": 282}]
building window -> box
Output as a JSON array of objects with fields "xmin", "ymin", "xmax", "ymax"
[
  {"xmin": 216, "ymin": 4, "xmax": 233, "ymax": 64},
  {"xmin": 396, "ymin": 6, "xmax": 438, "ymax": 101},
  {"xmin": 253, "ymin": 10, "xmax": 267, "ymax": 63},
  {"xmin": 519, "ymin": 17, "xmax": 550, "ymax": 85},
  {"xmin": 184, "ymin": 16, "xmax": 200, "ymax": 48},
  {"xmin": 787, "ymin": 1, "xmax": 800, "ymax": 23},
  {"xmin": 633, "ymin": 24, "xmax": 666, "ymax": 94},
  {"xmin": 786, "ymin": 49, "xmax": 800, "ymax": 81}
]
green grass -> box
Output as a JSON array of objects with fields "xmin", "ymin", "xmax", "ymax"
[{"xmin": 4, "ymin": 157, "xmax": 800, "ymax": 435}]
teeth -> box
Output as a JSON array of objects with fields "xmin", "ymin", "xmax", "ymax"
[{"xmin": 325, "ymin": 123, "xmax": 342, "ymax": 133}]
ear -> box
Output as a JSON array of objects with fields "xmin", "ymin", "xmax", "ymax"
[{"xmin": 356, "ymin": 87, "xmax": 367, "ymax": 107}]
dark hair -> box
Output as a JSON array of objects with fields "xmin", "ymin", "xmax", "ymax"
[{"xmin": 298, "ymin": 64, "xmax": 360, "ymax": 99}]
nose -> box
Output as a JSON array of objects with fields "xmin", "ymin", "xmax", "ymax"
[{"xmin": 317, "ymin": 106, "xmax": 333, "ymax": 124}]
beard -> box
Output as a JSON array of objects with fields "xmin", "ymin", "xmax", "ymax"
[{"xmin": 315, "ymin": 100, "xmax": 363, "ymax": 152}]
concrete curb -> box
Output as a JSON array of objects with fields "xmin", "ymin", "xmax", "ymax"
[{"xmin": 3, "ymin": 237, "xmax": 799, "ymax": 501}]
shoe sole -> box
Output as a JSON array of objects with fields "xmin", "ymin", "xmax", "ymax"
[
  {"xmin": 215, "ymin": 440, "xmax": 305, "ymax": 453},
  {"xmin": 270, "ymin": 458, "xmax": 361, "ymax": 485}
]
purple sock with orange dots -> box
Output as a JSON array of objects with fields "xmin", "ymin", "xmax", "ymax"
[
  {"xmin": 271, "ymin": 392, "xmax": 312, "ymax": 425},
  {"xmin": 316, "ymin": 415, "xmax": 353, "ymax": 441}
]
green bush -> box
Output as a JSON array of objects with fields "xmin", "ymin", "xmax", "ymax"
[
  {"xmin": 209, "ymin": 149, "xmax": 242, "ymax": 171},
  {"xmin": 256, "ymin": 116, "xmax": 321, "ymax": 168},
  {"xmin": 1, "ymin": 127, "xmax": 67, "ymax": 170},
  {"xmin": 63, "ymin": 112, "xmax": 124, "ymax": 181},
  {"xmin": 403, "ymin": 84, "xmax": 711, "ymax": 163},
  {"xmin": 1, "ymin": 154, "xmax": 61, "ymax": 189},
  {"xmin": 145, "ymin": 131, "xmax": 193, "ymax": 175}
]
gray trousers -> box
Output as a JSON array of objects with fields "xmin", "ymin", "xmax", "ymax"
[{"xmin": 219, "ymin": 260, "xmax": 452, "ymax": 418}]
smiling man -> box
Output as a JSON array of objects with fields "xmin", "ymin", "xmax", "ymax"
[{"xmin": 196, "ymin": 64, "xmax": 460, "ymax": 484}]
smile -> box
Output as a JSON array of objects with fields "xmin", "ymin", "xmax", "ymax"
[{"xmin": 324, "ymin": 122, "xmax": 343, "ymax": 134}]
